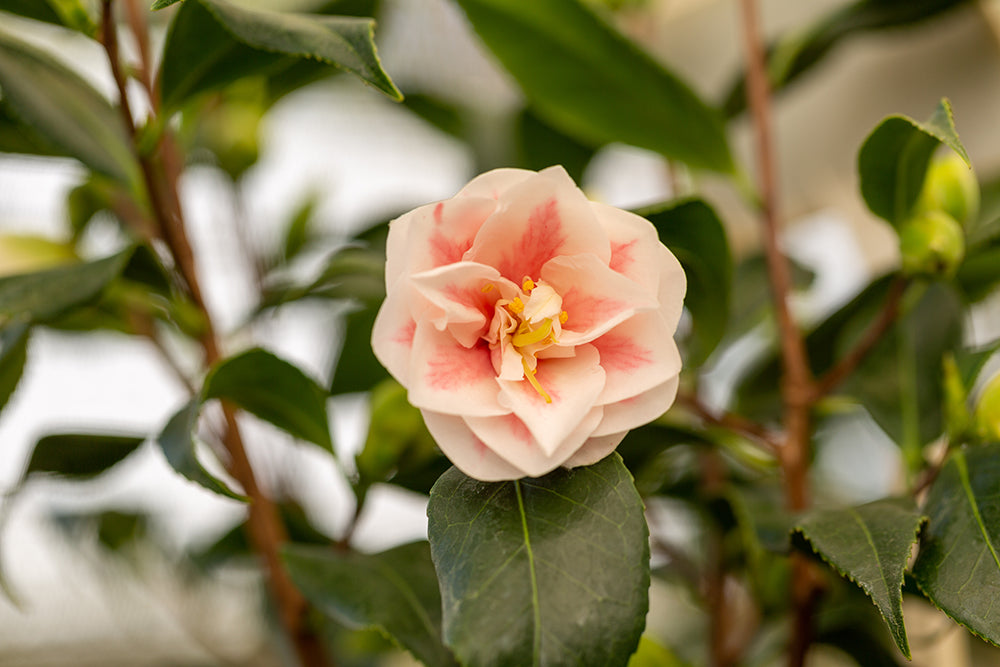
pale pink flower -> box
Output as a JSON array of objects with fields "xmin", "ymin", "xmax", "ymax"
[{"xmin": 371, "ymin": 166, "xmax": 685, "ymax": 481}]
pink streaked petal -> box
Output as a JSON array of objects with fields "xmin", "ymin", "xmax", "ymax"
[
  {"xmin": 467, "ymin": 166, "xmax": 610, "ymax": 283},
  {"xmin": 390, "ymin": 197, "xmax": 497, "ymax": 280},
  {"xmin": 592, "ymin": 376, "xmax": 680, "ymax": 437},
  {"xmin": 407, "ymin": 323, "xmax": 508, "ymax": 417},
  {"xmin": 455, "ymin": 168, "xmax": 535, "ymax": 200},
  {"xmin": 655, "ymin": 244, "xmax": 687, "ymax": 333},
  {"xmin": 371, "ymin": 286, "xmax": 417, "ymax": 385},
  {"xmin": 590, "ymin": 202, "xmax": 665, "ymax": 293},
  {"xmin": 542, "ymin": 254, "xmax": 658, "ymax": 345},
  {"xmin": 421, "ymin": 411, "xmax": 525, "ymax": 481},
  {"xmin": 464, "ymin": 407, "xmax": 604, "ymax": 478},
  {"xmin": 593, "ymin": 311, "xmax": 683, "ymax": 405},
  {"xmin": 561, "ymin": 431, "xmax": 628, "ymax": 469},
  {"xmin": 411, "ymin": 262, "xmax": 507, "ymax": 348},
  {"xmin": 496, "ymin": 343, "xmax": 605, "ymax": 456}
]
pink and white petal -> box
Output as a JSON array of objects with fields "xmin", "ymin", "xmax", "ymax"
[
  {"xmin": 371, "ymin": 286, "xmax": 418, "ymax": 385},
  {"xmin": 655, "ymin": 244, "xmax": 687, "ymax": 333},
  {"xmin": 467, "ymin": 167, "xmax": 610, "ymax": 283},
  {"xmin": 464, "ymin": 407, "xmax": 604, "ymax": 478},
  {"xmin": 421, "ymin": 411, "xmax": 525, "ymax": 481},
  {"xmin": 496, "ymin": 343, "xmax": 606, "ymax": 456},
  {"xmin": 411, "ymin": 262, "xmax": 506, "ymax": 348},
  {"xmin": 561, "ymin": 431, "xmax": 628, "ymax": 469},
  {"xmin": 592, "ymin": 311, "xmax": 683, "ymax": 405},
  {"xmin": 392, "ymin": 197, "xmax": 498, "ymax": 279},
  {"xmin": 407, "ymin": 323, "xmax": 508, "ymax": 417},
  {"xmin": 592, "ymin": 375, "xmax": 680, "ymax": 437},
  {"xmin": 590, "ymin": 201, "xmax": 664, "ymax": 294},
  {"xmin": 455, "ymin": 168, "xmax": 535, "ymax": 200},
  {"xmin": 541, "ymin": 254, "xmax": 658, "ymax": 345}
]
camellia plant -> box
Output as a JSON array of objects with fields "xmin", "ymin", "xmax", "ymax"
[{"xmin": 0, "ymin": 0, "xmax": 999, "ymax": 666}]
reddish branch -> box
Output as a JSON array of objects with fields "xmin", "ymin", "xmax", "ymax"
[
  {"xmin": 100, "ymin": 4, "xmax": 325, "ymax": 665},
  {"xmin": 675, "ymin": 391, "xmax": 777, "ymax": 452}
]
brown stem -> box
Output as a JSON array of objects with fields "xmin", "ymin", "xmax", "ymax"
[
  {"xmin": 100, "ymin": 5, "xmax": 326, "ymax": 664},
  {"xmin": 675, "ymin": 391, "xmax": 778, "ymax": 452}
]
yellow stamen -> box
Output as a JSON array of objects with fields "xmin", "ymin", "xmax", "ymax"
[
  {"xmin": 559, "ymin": 310, "xmax": 569, "ymax": 324},
  {"xmin": 508, "ymin": 297, "xmax": 524, "ymax": 314},
  {"xmin": 522, "ymin": 357, "xmax": 552, "ymax": 403},
  {"xmin": 512, "ymin": 319, "xmax": 553, "ymax": 347},
  {"xmin": 522, "ymin": 277, "xmax": 535, "ymax": 292},
  {"xmin": 481, "ymin": 283, "xmax": 495, "ymax": 293}
]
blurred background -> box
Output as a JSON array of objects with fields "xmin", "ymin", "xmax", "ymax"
[{"xmin": 1, "ymin": 0, "xmax": 1000, "ymax": 664}]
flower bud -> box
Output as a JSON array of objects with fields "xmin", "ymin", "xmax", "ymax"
[
  {"xmin": 898, "ymin": 210, "xmax": 965, "ymax": 278},
  {"xmin": 975, "ymin": 372, "xmax": 1000, "ymax": 441},
  {"xmin": 0, "ymin": 234, "xmax": 76, "ymax": 277},
  {"xmin": 917, "ymin": 153, "xmax": 979, "ymax": 228}
]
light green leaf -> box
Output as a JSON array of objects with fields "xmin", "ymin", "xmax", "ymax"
[
  {"xmin": 627, "ymin": 636, "xmax": 688, "ymax": 667},
  {"xmin": 428, "ymin": 453, "xmax": 649, "ymax": 667},
  {"xmin": 0, "ymin": 322, "xmax": 28, "ymax": 414},
  {"xmin": 454, "ymin": 0, "xmax": 733, "ymax": 173},
  {"xmin": 0, "ymin": 29, "xmax": 139, "ymax": 186},
  {"xmin": 157, "ymin": 400, "xmax": 247, "ymax": 500},
  {"xmin": 24, "ymin": 433, "xmax": 145, "ymax": 480},
  {"xmin": 151, "ymin": 0, "xmax": 181, "ymax": 8},
  {"xmin": 282, "ymin": 541, "xmax": 458, "ymax": 667},
  {"xmin": 913, "ymin": 443, "xmax": 1000, "ymax": 646},
  {"xmin": 793, "ymin": 498, "xmax": 925, "ymax": 658},
  {"xmin": 858, "ymin": 99, "xmax": 969, "ymax": 226},
  {"xmin": 0, "ymin": 248, "xmax": 133, "ymax": 324},
  {"xmin": 639, "ymin": 198, "xmax": 731, "ymax": 365},
  {"xmin": 204, "ymin": 348, "xmax": 333, "ymax": 453},
  {"xmin": 159, "ymin": 0, "xmax": 400, "ymax": 112}
]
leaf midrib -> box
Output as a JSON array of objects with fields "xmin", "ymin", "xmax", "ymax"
[
  {"xmin": 515, "ymin": 480, "xmax": 542, "ymax": 666},
  {"xmin": 955, "ymin": 451, "xmax": 1000, "ymax": 574}
]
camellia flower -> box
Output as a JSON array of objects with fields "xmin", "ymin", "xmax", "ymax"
[{"xmin": 372, "ymin": 166, "xmax": 685, "ymax": 481}]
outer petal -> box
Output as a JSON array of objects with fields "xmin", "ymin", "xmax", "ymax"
[
  {"xmin": 592, "ymin": 311, "xmax": 683, "ymax": 405},
  {"xmin": 561, "ymin": 431, "xmax": 628, "ymax": 469},
  {"xmin": 410, "ymin": 262, "xmax": 507, "ymax": 348},
  {"xmin": 455, "ymin": 168, "xmax": 535, "ymax": 199},
  {"xmin": 541, "ymin": 254, "xmax": 658, "ymax": 345},
  {"xmin": 406, "ymin": 323, "xmax": 509, "ymax": 417},
  {"xmin": 467, "ymin": 166, "xmax": 611, "ymax": 283},
  {"xmin": 464, "ymin": 407, "xmax": 604, "ymax": 478},
  {"xmin": 496, "ymin": 344, "xmax": 605, "ymax": 456},
  {"xmin": 421, "ymin": 411, "xmax": 525, "ymax": 481},
  {"xmin": 371, "ymin": 285, "xmax": 417, "ymax": 385},
  {"xmin": 591, "ymin": 376, "xmax": 680, "ymax": 437}
]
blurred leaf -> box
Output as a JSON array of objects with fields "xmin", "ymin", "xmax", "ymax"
[
  {"xmin": 402, "ymin": 93, "xmax": 465, "ymax": 139},
  {"xmin": 0, "ymin": 0, "xmax": 96, "ymax": 33},
  {"xmin": 627, "ymin": 636, "xmax": 688, "ymax": 667},
  {"xmin": 454, "ymin": 0, "xmax": 733, "ymax": 173},
  {"xmin": 356, "ymin": 379, "xmax": 440, "ymax": 486},
  {"xmin": 160, "ymin": 0, "xmax": 401, "ymax": 112},
  {"xmin": 722, "ymin": 0, "xmax": 972, "ymax": 117},
  {"xmin": 0, "ymin": 322, "xmax": 28, "ymax": 415},
  {"xmin": 0, "ymin": 29, "xmax": 140, "ymax": 187},
  {"xmin": 793, "ymin": 498, "xmax": 924, "ymax": 658},
  {"xmin": 913, "ymin": 443, "xmax": 1000, "ymax": 646},
  {"xmin": 0, "ymin": 0, "xmax": 63, "ymax": 24},
  {"xmin": 283, "ymin": 195, "xmax": 318, "ymax": 263},
  {"xmin": 53, "ymin": 510, "xmax": 150, "ymax": 552},
  {"xmin": 956, "ymin": 240, "xmax": 1000, "ymax": 303},
  {"xmin": 157, "ymin": 400, "xmax": 247, "ymax": 501},
  {"xmin": 427, "ymin": 453, "xmax": 649, "ymax": 666},
  {"xmin": 858, "ymin": 99, "xmax": 969, "ymax": 227},
  {"xmin": 516, "ymin": 108, "xmax": 595, "ymax": 184},
  {"xmin": 205, "ymin": 348, "xmax": 333, "ymax": 453},
  {"xmin": 640, "ymin": 198, "xmax": 732, "ymax": 365},
  {"xmin": 0, "ymin": 99, "xmax": 68, "ymax": 157},
  {"xmin": 261, "ymin": 244, "xmax": 386, "ymax": 309},
  {"xmin": 331, "ymin": 303, "xmax": 389, "ymax": 394},
  {"xmin": 25, "ymin": 433, "xmax": 145, "ymax": 480},
  {"xmin": 284, "ymin": 541, "xmax": 458, "ymax": 666},
  {"xmin": 152, "ymin": 0, "xmax": 181, "ymax": 8},
  {"xmin": 728, "ymin": 253, "xmax": 815, "ymax": 341},
  {"xmin": 0, "ymin": 247, "xmax": 133, "ymax": 324}
]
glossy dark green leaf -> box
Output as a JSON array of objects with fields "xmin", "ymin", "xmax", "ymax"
[
  {"xmin": 0, "ymin": 0, "xmax": 62, "ymax": 24},
  {"xmin": 0, "ymin": 99, "xmax": 68, "ymax": 158},
  {"xmin": 517, "ymin": 108, "xmax": 595, "ymax": 184},
  {"xmin": 454, "ymin": 0, "xmax": 732, "ymax": 173},
  {"xmin": 427, "ymin": 453, "xmax": 649, "ymax": 667},
  {"xmin": 25, "ymin": 433, "xmax": 145, "ymax": 480},
  {"xmin": 356, "ymin": 379, "xmax": 440, "ymax": 485},
  {"xmin": 858, "ymin": 99, "xmax": 969, "ymax": 226},
  {"xmin": 793, "ymin": 498, "xmax": 925, "ymax": 657},
  {"xmin": 331, "ymin": 303, "xmax": 389, "ymax": 394},
  {"xmin": 640, "ymin": 199, "xmax": 731, "ymax": 365},
  {"xmin": 0, "ymin": 247, "xmax": 133, "ymax": 324},
  {"xmin": 205, "ymin": 348, "xmax": 332, "ymax": 453},
  {"xmin": 283, "ymin": 541, "xmax": 458, "ymax": 666},
  {"xmin": 159, "ymin": 0, "xmax": 400, "ymax": 112},
  {"xmin": 0, "ymin": 322, "xmax": 28, "ymax": 415},
  {"xmin": 157, "ymin": 400, "xmax": 246, "ymax": 500},
  {"xmin": 0, "ymin": 29, "xmax": 139, "ymax": 186},
  {"xmin": 913, "ymin": 443, "xmax": 1000, "ymax": 646}
]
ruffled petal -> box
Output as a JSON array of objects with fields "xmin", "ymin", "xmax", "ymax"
[
  {"xmin": 591, "ymin": 376, "xmax": 680, "ymax": 437},
  {"xmin": 410, "ymin": 262, "xmax": 508, "ymax": 348},
  {"xmin": 406, "ymin": 323, "xmax": 509, "ymax": 417},
  {"xmin": 421, "ymin": 411, "xmax": 525, "ymax": 481},
  {"xmin": 455, "ymin": 168, "xmax": 535, "ymax": 200},
  {"xmin": 467, "ymin": 166, "xmax": 611, "ymax": 283},
  {"xmin": 592, "ymin": 311, "xmax": 683, "ymax": 405},
  {"xmin": 496, "ymin": 343, "xmax": 605, "ymax": 456},
  {"xmin": 371, "ymin": 285, "xmax": 417, "ymax": 385},
  {"xmin": 561, "ymin": 431, "xmax": 628, "ymax": 469}
]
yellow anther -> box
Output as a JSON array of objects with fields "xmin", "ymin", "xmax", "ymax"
[
  {"xmin": 481, "ymin": 283, "xmax": 495, "ymax": 293},
  {"xmin": 559, "ymin": 310, "xmax": 569, "ymax": 324},
  {"xmin": 508, "ymin": 297, "xmax": 524, "ymax": 314},
  {"xmin": 522, "ymin": 277, "xmax": 535, "ymax": 292},
  {"xmin": 522, "ymin": 357, "xmax": 552, "ymax": 403},
  {"xmin": 512, "ymin": 319, "xmax": 553, "ymax": 347}
]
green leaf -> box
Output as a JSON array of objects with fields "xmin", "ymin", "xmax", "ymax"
[
  {"xmin": 0, "ymin": 0, "xmax": 62, "ymax": 24},
  {"xmin": 151, "ymin": 0, "xmax": 181, "ymax": 8},
  {"xmin": 24, "ymin": 433, "xmax": 145, "ymax": 480},
  {"xmin": 159, "ymin": 0, "xmax": 400, "ymax": 112},
  {"xmin": 0, "ymin": 247, "xmax": 133, "ymax": 324},
  {"xmin": 204, "ymin": 348, "xmax": 333, "ymax": 453},
  {"xmin": 793, "ymin": 498, "xmax": 925, "ymax": 658},
  {"xmin": 356, "ymin": 379, "xmax": 440, "ymax": 486},
  {"xmin": 0, "ymin": 322, "xmax": 28, "ymax": 415},
  {"xmin": 627, "ymin": 636, "xmax": 688, "ymax": 667},
  {"xmin": 157, "ymin": 400, "xmax": 247, "ymax": 500},
  {"xmin": 0, "ymin": 29, "xmax": 139, "ymax": 186},
  {"xmin": 913, "ymin": 443, "xmax": 1000, "ymax": 646},
  {"xmin": 516, "ymin": 108, "xmax": 595, "ymax": 185},
  {"xmin": 0, "ymin": 99, "xmax": 69, "ymax": 158},
  {"xmin": 331, "ymin": 303, "xmax": 389, "ymax": 394},
  {"xmin": 639, "ymin": 198, "xmax": 731, "ymax": 365},
  {"xmin": 427, "ymin": 453, "xmax": 649, "ymax": 667},
  {"xmin": 858, "ymin": 99, "xmax": 969, "ymax": 226},
  {"xmin": 283, "ymin": 541, "xmax": 458, "ymax": 667},
  {"xmin": 454, "ymin": 0, "xmax": 733, "ymax": 173}
]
